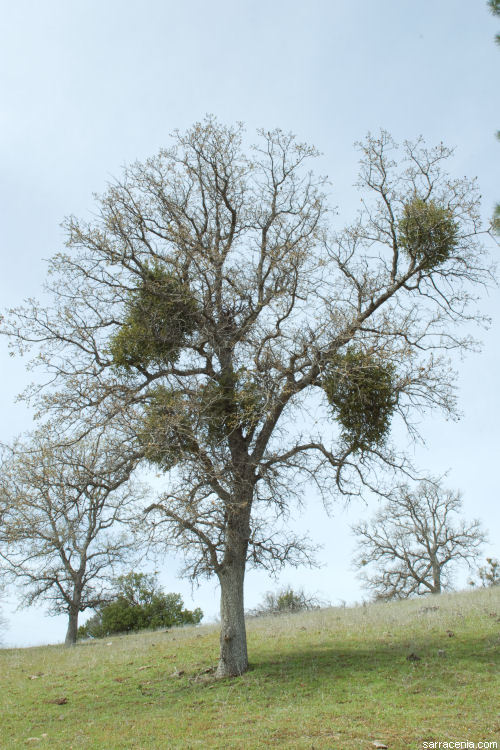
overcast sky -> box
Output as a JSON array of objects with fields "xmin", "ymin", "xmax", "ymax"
[{"xmin": 1, "ymin": 0, "xmax": 499, "ymax": 647}]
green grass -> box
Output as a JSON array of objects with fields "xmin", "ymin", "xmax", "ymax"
[{"xmin": 1, "ymin": 587, "xmax": 499, "ymax": 749}]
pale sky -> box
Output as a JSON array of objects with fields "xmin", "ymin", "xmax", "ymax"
[{"xmin": 1, "ymin": 0, "xmax": 499, "ymax": 647}]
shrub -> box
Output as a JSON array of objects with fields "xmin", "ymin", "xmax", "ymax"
[
  {"xmin": 78, "ymin": 572, "xmax": 203, "ymax": 639},
  {"xmin": 249, "ymin": 586, "xmax": 322, "ymax": 616}
]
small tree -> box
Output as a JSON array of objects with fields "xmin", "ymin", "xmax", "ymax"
[
  {"xmin": 78, "ymin": 572, "xmax": 202, "ymax": 638},
  {"xmin": 352, "ymin": 480, "xmax": 486, "ymax": 600},
  {"xmin": 0, "ymin": 428, "xmax": 142, "ymax": 645}
]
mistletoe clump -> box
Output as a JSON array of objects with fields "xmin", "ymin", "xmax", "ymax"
[
  {"xmin": 200, "ymin": 372, "xmax": 265, "ymax": 441},
  {"xmin": 322, "ymin": 349, "xmax": 396, "ymax": 449},
  {"xmin": 139, "ymin": 386, "xmax": 196, "ymax": 470},
  {"xmin": 398, "ymin": 197, "xmax": 459, "ymax": 270},
  {"xmin": 109, "ymin": 265, "xmax": 199, "ymax": 370}
]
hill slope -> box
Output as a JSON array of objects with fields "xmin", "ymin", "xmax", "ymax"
[{"xmin": 1, "ymin": 587, "xmax": 499, "ymax": 749}]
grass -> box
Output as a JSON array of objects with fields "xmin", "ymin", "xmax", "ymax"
[{"xmin": 0, "ymin": 587, "xmax": 499, "ymax": 749}]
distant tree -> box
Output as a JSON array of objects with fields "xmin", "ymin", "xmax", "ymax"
[
  {"xmin": 352, "ymin": 481, "xmax": 486, "ymax": 600},
  {"xmin": 78, "ymin": 572, "xmax": 202, "ymax": 638},
  {"xmin": 478, "ymin": 557, "xmax": 500, "ymax": 587},
  {"xmin": 249, "ymin": 586, "xmax": 321, "ymax": 616},
  {"xmin": 0, "ymin": 428, "xmax": 142, "ymax": 645},
  {"xmin": 488, "ymin": 0, "xmax": 500, "ymax": 230},
  {"xmin": 3, "ymin": 120, "xmax": 493, "ymax": 675}
]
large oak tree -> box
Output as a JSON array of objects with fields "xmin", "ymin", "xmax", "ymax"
[{"xmin": 3, "ymin": 119, "xmax": 493, "ymax": 674}]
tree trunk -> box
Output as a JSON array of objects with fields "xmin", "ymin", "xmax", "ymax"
[
  {"xmin": 431, "ymin": 558, "xmax": 441, "ymax": 594},
  {"xmin": 216, "ymin": 556, "xmax": 248, "ymax": 677},
  {"xmin": 65, "ymin": 607, "xmax": 79, "ymax": 646}
]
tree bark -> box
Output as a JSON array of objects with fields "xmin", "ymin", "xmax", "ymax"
[
  {"xmin": 216, "ymin": 556, "xmax": 248, "ymax": 677},
  {"xmin": 65, "ymin": 607, "xmax": 79, "ymax": 646},
  {"xmin": 216, "ymin": 493, "xmax": 251, "ymax": 678},
  {"xmin": 431, "ymin": 559, "xmax": 441, "ymax": 594}
]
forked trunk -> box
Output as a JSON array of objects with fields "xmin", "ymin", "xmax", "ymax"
[
  {"xmin": 216, "ymin": 556, "xmax": 248, "ymax": 677},
  {"xmin": 65, "ymin": 607, "xmax": 79, "ymax": 646}
]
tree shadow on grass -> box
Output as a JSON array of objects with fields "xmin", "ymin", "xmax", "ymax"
[
  {"xmin": 138, "ymin": 627, "xmax": 498, "ymax": 706},
  {"xmin": 199, "ymin": 628, "xmax": 498, "ymax": 692},
  {"xmin": 258, "ymin": 634, "xmax": 495, "ymax": 670}
]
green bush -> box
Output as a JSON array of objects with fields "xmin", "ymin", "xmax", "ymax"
[{"xmin": 78, "ymin": 572, "xmax": 203, "ymax": 639}]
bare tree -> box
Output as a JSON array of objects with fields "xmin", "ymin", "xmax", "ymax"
[
  {"xmin": 0, "ymin": 428, "xmax": 142, "ymax": 644},
  {"xmin": 488, "ymin": 0, "xmax": 500, "ymax": 230},
  {"xmin": 352, "ymin": 480, "xmax": 486, "ymax": 600},
  {"xmin": 2, "ymin": 119, "xmax": 493, "ymax": 674}
]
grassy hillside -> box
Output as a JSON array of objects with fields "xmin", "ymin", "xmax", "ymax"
[{"xmin": 1, "ymin": 587, "xmax": 498, "ymax": 749}]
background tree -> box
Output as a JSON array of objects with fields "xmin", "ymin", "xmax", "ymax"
[
  {"xmin": 352, "ymin": 480, "xmax": 486, "ymax": 600},
  {"xmin": 488, "ymin": 0, "xmax": 500, "ymax": 231},
  {"xmin": 477, "ymin": 557, "xmax": 500, "ymax": 587},
  {"xmin": 3, "ymin": 119, "xmax": 493, "ymax": 675},
  {"xmin": 78, "ymin": 571, "xmax": 203, "ymax": 639},
  {"xmin": 0, "ymin": 428, "xmax": 142, "ymax": 645}
]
